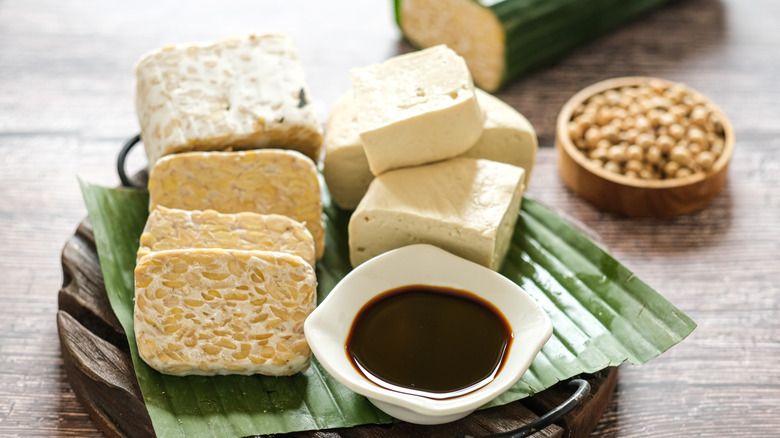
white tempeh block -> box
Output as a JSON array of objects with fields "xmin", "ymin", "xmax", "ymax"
[{"xmin": 135, "ymin": 33, "xmax": 323, "ymax": 166}]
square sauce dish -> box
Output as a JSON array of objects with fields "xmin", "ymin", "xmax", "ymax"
[{"xmin": 304, "ymin": 244, "xmax": 553, "ymax": 425}]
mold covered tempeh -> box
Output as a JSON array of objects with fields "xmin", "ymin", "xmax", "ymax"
[
  {"xmin": 148, "ymin": 149, "xmax": 325, "ymax": 259},
  {"xmin": 137, "ymin": 206, "xmax": 315, "ymax": 267},
  {"xmin": 134, "ymin": 33, "xmax": 323, "ymax": 166},
  {"xmin": 133, "ymin": 248, "xmax": 316, "ymax": 376}
]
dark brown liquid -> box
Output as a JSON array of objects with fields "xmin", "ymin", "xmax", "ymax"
[{"xmin": 345, "ymin": 285, "xmax": 513, "ymax": 400}]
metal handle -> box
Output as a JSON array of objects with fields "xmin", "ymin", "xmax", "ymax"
[
  {"xmin": 460, "ymin": 378, "xmax": 591, "ymax": 438},
  {"xmin": 117, "ymin": 134, "xmax": 143, "ymax": 188}
]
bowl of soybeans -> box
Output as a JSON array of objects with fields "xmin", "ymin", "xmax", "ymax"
[{"xmin": 556, "ymin": 77, "xmax": 734, "ymax": 217}]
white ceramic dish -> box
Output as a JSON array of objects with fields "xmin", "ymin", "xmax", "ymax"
[{"xmin": 304, "ymin": 244, "xmax": 553, "ymax": 425}]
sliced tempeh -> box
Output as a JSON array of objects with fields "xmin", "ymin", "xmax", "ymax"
[
  {"xmin": 148, "ymin": 149, "xmax": 324, "ymax": 259},
  {"xmin": 134, "ymin": 248, "xmax": 316, "ymax": 376},
  {"xmin": 137, "ymin": 206, "xmax": 315, "ymax": 267}
]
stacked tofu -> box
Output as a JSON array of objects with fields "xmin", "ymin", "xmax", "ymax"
[
  {"xmin": 132, "ymin": 34, "xmax": 322, "ymax": 377},
  {"xmin": 322, "ymin": 45, "xmax": 538, "ymax": 270},
  {"xmin": 130, "ymin": 38, "xmax": 538, "ymax": 376}
]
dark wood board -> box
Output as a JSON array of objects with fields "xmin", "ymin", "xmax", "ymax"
[{"xmin": 57, "ymin": 217, "xmax": 616, "ymax": 438}]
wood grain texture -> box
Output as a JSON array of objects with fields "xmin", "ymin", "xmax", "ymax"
[
  {"xmin": 57, "ymin": 311, "xmax": 154, "ymax": 438},
  {"xmin": 1, "ymin": 0, "xmax": 779, "ymax": 436}
]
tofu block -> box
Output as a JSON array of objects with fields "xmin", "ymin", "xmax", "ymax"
[
  {"xmin": 137, "ymin": 206, "xmax": 315, "ymax": 267},
  {"xmin": 349, "ymin": 158, "xmax": 526, "ymax": 270},
  {"xmin": 350, "ymin": 45, "xmax": 484, "ymax": 175},
  {"xmin": 134, "ymin": 248, "xmax": 316, "ymax": 376},
  {"xmin": 461, "ymin": 89, "xmax": 538, "ymax": 183},
  {"xmin": 322, "ymin": 91, "xmax": 373, "ymax": 210},
  {"xmin": 323, "ymin": 88, "xmax": 536, "ymax": 210},
  {"xmin": 148, "ymin": 149, "xmax": 324, "ymax": 259},
  {"xmin": 135, "ymin": 33, "xmax": 323, "ymax": 166}
]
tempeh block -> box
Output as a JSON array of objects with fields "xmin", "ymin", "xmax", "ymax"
[
  {"xmin": 137, "ymin": 206, "xmax": 315, "ymax": 267},
  {"xmin": 135, "ymin": 33, "xmax": 322, "ymax": 166},
  {"xmin": 134, "ymin": 248, "xmax": 316, "ymax": 376},
  {"xmin": 148, "ymin": 149, "xmax": 325, "ymax": 259}
]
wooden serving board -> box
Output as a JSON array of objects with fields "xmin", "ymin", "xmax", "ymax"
[{"xmin": 57, "ymin": 218, "xmax": 616, "ymax": 438}]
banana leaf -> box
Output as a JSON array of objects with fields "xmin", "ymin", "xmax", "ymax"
[{"xmin": 79, "ymin": 178, "xmax": 695, "ymax": 437}]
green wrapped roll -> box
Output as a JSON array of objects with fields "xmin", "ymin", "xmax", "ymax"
[{"xmin": 394, "ymin": 0, "xmax": 670, "ymax": 91}]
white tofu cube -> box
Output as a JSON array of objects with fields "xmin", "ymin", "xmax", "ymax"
[
  {"xmin": 323, "ymin": 89, "xmax": 537, "ymax": 210},
  {"xmin": 350, "ymin": 45, "xmax": 484, "ymax": 175},
  {"xmin": 322, "ymin": 91, "xmax": 374, "ymax": 210},
  {"xmin": 348, "ymin": 157, "xmax": 526, "ymax": 270}
]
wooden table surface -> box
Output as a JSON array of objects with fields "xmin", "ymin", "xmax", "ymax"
[{"xmin": 1, "ymin": 0, "xmax": 778, "ymax": 436}]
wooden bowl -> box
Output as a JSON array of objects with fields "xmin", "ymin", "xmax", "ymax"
[{"xmin": 556, "ymin": 77, "xmax": 735, "ymax": 217}]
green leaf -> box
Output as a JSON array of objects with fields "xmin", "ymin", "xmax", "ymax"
[{"xmin": 79, "ymin": 180, "xmax": 695, "ymax": 437}]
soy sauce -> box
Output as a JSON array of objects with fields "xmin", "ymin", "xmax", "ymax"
[{"xmin": 345, "ymin": 285, "xmax": 513, "ymax": 400}]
